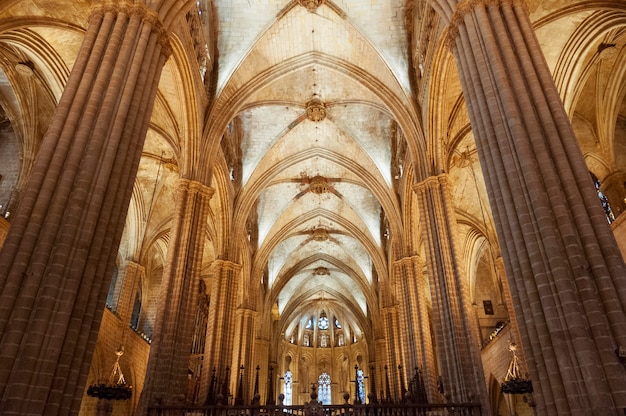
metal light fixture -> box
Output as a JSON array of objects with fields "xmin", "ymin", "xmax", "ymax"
[
  {"xmin": 87, "ymin": 347, "xmax": 132, "ymax": 400},
  {"xmin": 501, "ymin": 343, "xmax": 533, "ymax": 394}
]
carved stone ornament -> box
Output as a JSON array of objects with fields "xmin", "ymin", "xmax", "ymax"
[
  {"xmin": 314, "ymin": 267, "xmax": 329, "ymax": 275},
  {"xmin": 299, "ymin": 0, "xmax": 325, "ymax": 12},
  {"xmin": 304, "ymin": 387, "xmax": 324, "ymax": 416},
  {"xmin": 312, "ymin": 229, "xmax": 329, "ymax": 242},
  {"xmin": 309, "ymin": 175, "xmax": 328, "ymax": 194},
  {"xmin": 305, "ymin": 98, "xmax": 326, "ymax": 122}
]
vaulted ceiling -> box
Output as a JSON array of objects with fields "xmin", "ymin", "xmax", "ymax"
[
  {"xmin": 210, "ymin": 0, "xmax": 416, "ymax": 339},
  {"xmin": 0, "ymin": 0, "xmax": 625, "ymax": 348}
]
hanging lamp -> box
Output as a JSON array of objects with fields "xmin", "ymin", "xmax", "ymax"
[
  {"xmin": 87, "ymin": 347, "xmax": 132, "ymax": 400},
  {"xmin": 501, "ymin": 343, "xmax": 533, "ymax": 394}
]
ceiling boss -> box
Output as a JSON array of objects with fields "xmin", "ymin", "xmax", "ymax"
[{"xmin": 299, "ymin": 0, "xmax": 325, "ymax": 12}]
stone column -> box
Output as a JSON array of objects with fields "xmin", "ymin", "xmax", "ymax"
[
  {"xmin": 252, "ymin": 338, "xmax": 270, "ymax": 403},
  {"xmin": 231, "ymin": 307, "xmax": 258, "ymax": 404},
  {"xmin": 413, "ymin": 175, "xmax": 489, "ymax": 411},
  {"xmin": 381, "ymin": 304, "xmax": 402, "ymax": 401},
  {"xmin": 372, "ymin": 338, "xmax": 387, "ymax": 401},
  {"xmin": 115, "ymin": 261, "xmax": 145, "ymax": 323},
  {"xmin": 0, "ymin": 2, "xmax": 187, "ymax": 413},
  {"xmin": 137, "ymin": 179, "xmax": 213, "ymax": 411},
  {"xmin": 201, "ymin": 260, "xmax": 242, "ymax": 403},
  {"xmin": 95, "ymin": 400, "xmax": 113, "ymax": 416},
  {"xmin": 394, "ymin": 256, "xmax": 437, "ymax": 401},
  {"xmin": 431, "ymin": 0, "xmax": 626, "ymax": 414}
]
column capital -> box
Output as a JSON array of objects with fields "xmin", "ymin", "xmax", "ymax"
[
  {"xmin": 412, "ymin": 173, "xmax": 452, "ymax": 195},
  {"xmin": 209, "ymin": 259, "xmax": 242, "ymax": 274},
  {"xmin": 446, "ymin": 0, "xmax": 528, "ymax": 48},
  {"xmin": 177, "ymin": 178, "xmax": 215, "ymax": 199},
  {"xmin": 89, "ymin": 1, "xmax": 172, "ymax": 57},
  {"xmin": 393, "ymin": 255, "xmax": 425, "ymax": 270},
  {"xmin": 382, "ymin": 304, "xmax": 398, "ymax": 314},
  {"xmin": 236, "ymin": 306, "xmax": 258, "ymax": 315},
  {"xmin": 120, "ymin": 259, "xmax": 145, "ymax": 272}
]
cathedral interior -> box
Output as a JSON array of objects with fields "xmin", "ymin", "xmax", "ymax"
[{"xmin": 0, "ymin": 0, "xmax": 625, "ymax": 415}]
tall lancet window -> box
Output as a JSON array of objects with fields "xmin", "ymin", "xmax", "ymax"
[
  {"xmin": 318, "ymin": 373, "xmax": 331, "ymax": 404},
  {"xmin": 284, "ymin": 371, "xmax": 293, "ymax": 405},
  {"xmin": 357, "ymin": 369, "xmax": 365, "ymax": 403},
  {"xmin": 591, "ymin": 172, "xmax": 615, "ymax": 223},
  {"xmin": 130, "ymin": 292, "xmax": 141, "ymax": 330}
]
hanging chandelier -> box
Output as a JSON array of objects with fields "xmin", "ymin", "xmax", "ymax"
[
  {"xmin": 87, "ymin": 347, "xmax": 132, "ymax": 400},
  {"xmin": 501, "ymin": 343, "xmax": 533, "ymax": 394}
]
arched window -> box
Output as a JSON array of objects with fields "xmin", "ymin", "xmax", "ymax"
[
  {"xmin": 356, "ymin": 369, "xmax": 365, "ymax": 404},
  {"xmin": 318, "ymin": 312, "xmax": 329, "ymax": 330},
  {"xmin": 320, "ymin": 334, "xmax": 329, "ymax": 348},
  {"xmin": 130, "ymin": 293, "xmax": 141, "ymax": 330},
  {"xmin": 318, "ymin": 373, "xmax": 331, "ymax": 405},
  {"xmin": 591, "ymin": 172, "xmax": 615, "ymax": 223},
  {"xmin": 105, "ymin": 266, "xmax": 119, "ymax": 310},
  {"xmin": 284, "ymin": 371, "xmax": 293, "ymax": 405}
]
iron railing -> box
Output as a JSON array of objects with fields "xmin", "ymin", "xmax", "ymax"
[{"xmin": 148, "ymin": 402, "xmax": 482, "ymax": 416}]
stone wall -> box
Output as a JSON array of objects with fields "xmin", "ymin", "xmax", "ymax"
[
  {"xmin": 0, "ymin": 117, "xmax": 20, "ymax": 213},
  {"xmin": 78, "ymin": 309, "xmax": 151, "ymax": 415},
  {"xmin": 480, "ymin": 324, "xmax": 534, "ymax": 415}
]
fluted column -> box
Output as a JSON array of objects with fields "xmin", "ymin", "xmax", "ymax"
[
  {"xmin": 413, "ymin": 175, "xmax": 489, "ymax": 411},
  {"xmin": 231, "ymin": 307, "xmax": 258, "ymax": 404},
  {"xmin": 432, "ymin": 0, "xmax": 626, "ymax": 414},
  {"xmin": 394, "ymin": 259, "xmax": 416, "ymax": 373},
  {"xmin": 381, "ymin": 304, "xmax": 402, "ymax": 401},
  {"xmin": 137, "ymin": 179, "xmax": 213, "ymax": 411},
  {"xmin": 0, "ymin": 2, "xmax": 179, "ymax": 414},
  {"xmin": 371, "ymin": 339, "xmax": 387, "ymax": 402},
  {"xmin": 394, "ymin": 256, "xmax": 437, "ymax": 401},
  {"xmin": 252, "ymin": 338, "xmax": 270, "ymax": 403},
  {"xmin": 202, "ymin": 260, "xmax": 242, "ymax": 403}
]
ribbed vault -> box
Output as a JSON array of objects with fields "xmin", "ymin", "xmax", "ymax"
[{"xmin": 206, "ymin": 0, "xmax": 415, "ymax": 359}]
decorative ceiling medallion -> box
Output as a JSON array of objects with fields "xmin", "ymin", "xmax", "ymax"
[
  {"xmin": 309, "ymin": 175, "xmax": 329, "ymax": 194},
  {"xmin": 312, "ymin": 228, "xmax": 329, "ymax": 242},
  {"xmin": 305, "ymin": 98, "xmax": 326, "ymax": 122},
  {"xmin": 299, "ymin": 0, "xmax": 324, "ymax": 12},
  {"xmin": 314, "ymin": 267, "xmax": 329, "ymax": 275}
]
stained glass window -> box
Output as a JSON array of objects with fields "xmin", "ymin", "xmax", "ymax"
[
  {"xmin": 357, "ymin": 369, "xmax": 365, "ymax": 404},
  {"xmin": 318, "ymin": 316, "xmax": 329, "ymax": 330},
  {"xmin": 284, "ymin": 371, "xmax": 293, "ymax": 405},
  {"xmin": 318, "ymin": 373, "xmax": 331, "ymax": 404},
  {"xmin": 591, "ymin": 173, "xmax": 615, "ymax": 223},
  {"xmin": 320, "ymin": 334, "xmax": 329, "ymax": 347}
]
